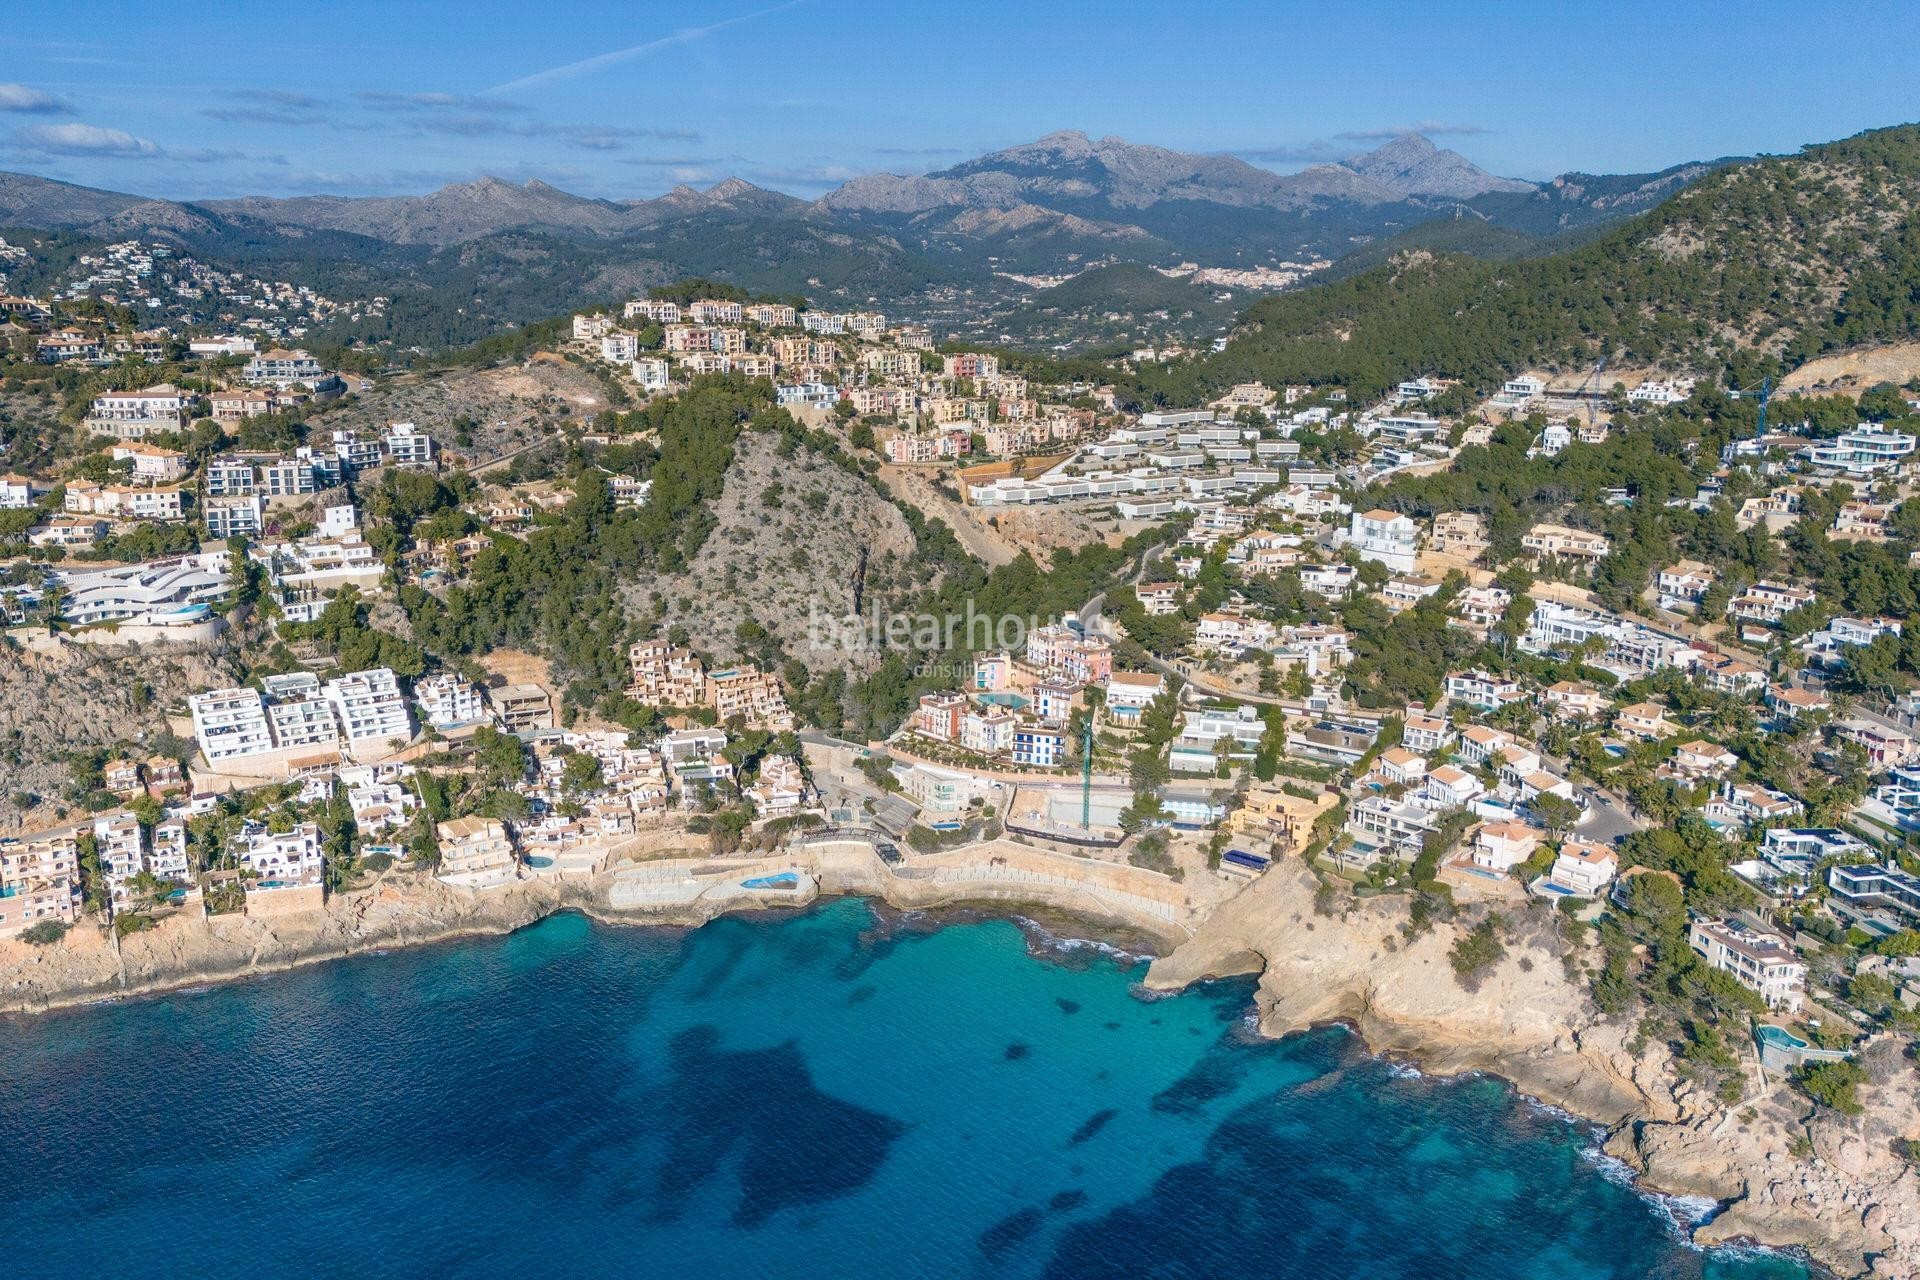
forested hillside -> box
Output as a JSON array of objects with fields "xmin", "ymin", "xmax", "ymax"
[{"xmin": 1160, "ymin": 124, "xmax": 1920, "ymax": 402}]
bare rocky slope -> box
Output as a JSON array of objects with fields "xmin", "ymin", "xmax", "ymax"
[
  {"xmin": 315, "ymin": 357, "xmax": 612, "ymax": 465},
  {"xmin": 1144, "ymin": 861, "xmax": 1920, "ymax": 1278}
]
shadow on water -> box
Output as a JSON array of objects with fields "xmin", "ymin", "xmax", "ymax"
[{"xmin": 644, "ymin": 1025, "xmax": 906, "ymax": 1228}]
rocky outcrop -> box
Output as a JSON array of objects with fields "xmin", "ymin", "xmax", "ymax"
[
  {"xmin": 1146, "ymin": 862, "xmax": 1920, "ymax": 1279},
  {"xmin": 1144, "ymin": 862, "xmax": 1668, "ymax": 1124}
]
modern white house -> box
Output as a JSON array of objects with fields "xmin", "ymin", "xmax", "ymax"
[
  {"xmin": 1347, "ymin": 509, "xmax": 1419, "ymax": 574},
  {"xmin": 1801, "ymin": 424, "xmax": 1916, "ymax": 476},
  {"xmin": 1688, "ymin": 918, "xmax": 1806, "ymax": 1011}
]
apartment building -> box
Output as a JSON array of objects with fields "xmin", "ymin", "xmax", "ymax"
[
  {"xmin": 916, "ymin": 691, "xmax": 968, "ymax": 741},
  {"xmin": 204, "ymin": 493, "xmax": 265, "ymax": 540},
  {"xmin": 624, "ymin": 298, "xmax": 680, "ymax": 323},
  {"xmin": 743, "ymin": 303, "xmax": 796, "ymax": 328},
  {"xmin": 189, "ymin": 686, "xmax": 279, "ymax": 762},
  {"xmin": 632, "ymin": 357, "xmax": 671, "ymax": 393},
  {"xmin": 64, "ymin": 481, "xmax": 186, "ymax": 523},
  {"xmin": 324, "ymin": 668, "xmax": 413, "ymax": 753},
  {"xmin": 0, "ymin": 825, "xmax": 77, "ymax": 937},
  {"xmin": 415, "ymin": 673, "xmax": 490, "ymax": 731},
  {"xmin": 687, "ymin": 299, "xmax": 743, "ymax": 324},
  {"xmin": 707, "ymin": 667, "xmax": 794, "ymax": 731},
  {"xmin": 382, "ymin": 422, "xmax": 436, "ymax": 469},
  {"xmin": 242, "ymin": 348, "xmax": 329, "ymax": 388},
  {"xmin": 1010, "ymin": 724, "xmax": 1066, "ymax": 768},
  {"xmin": 961, "ymin": 707, "xmax": 1015, "ymax": 755},
  {"xmin": 627, "ymin": 639, "xmax": 708, "ymax": 705}
]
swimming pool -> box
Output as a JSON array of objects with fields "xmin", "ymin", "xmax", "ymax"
[
  {"xmin": 741, "ymin": 872, "xmax": 800, "ymax": 891},
  {"xmin": 1757, "ymin": 1024, "xmax": 1808, "ymax": 1050}
]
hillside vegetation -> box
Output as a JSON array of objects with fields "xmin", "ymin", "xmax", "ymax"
[{"xmin": 1166, "ymin": 124, "xmax": 1920, "ymax": 401}]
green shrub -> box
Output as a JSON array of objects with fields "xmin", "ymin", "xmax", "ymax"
[{"xmin": 19, "ymin": 919, "xmax": 69, "ymax": 946}]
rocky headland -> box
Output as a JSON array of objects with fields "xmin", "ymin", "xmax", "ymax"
[{"xmin": 1144, "ymin": 861, "xmax": 1920, "ymax": 1279}]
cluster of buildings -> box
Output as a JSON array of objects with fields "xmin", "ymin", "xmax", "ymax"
[
  {"xmin": 625, "ymin": 640, "xmax": 795, "ymax": 731},
  {"xmin": 900, "ymin": 617, "xmax": 1119, "ymax": 770},
  {"xmin": 1, "ymin": 239, "xmax": 381, "ymax": 362},
  {"xmin": 18, "ymin": 398, "xmax": 432, "ymax": 553}
]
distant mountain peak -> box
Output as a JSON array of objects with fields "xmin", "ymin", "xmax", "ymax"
[
  {"xmin": 705, "ymin": 176, "xmax": 759, "ymax": 200},
  {"xmin": 458, "ymin": 175, "xmax": 518, "ymax": 194},
  {"xmin": 1338, "ymin": 133, "xmax": 1534, "ymax": 200}
]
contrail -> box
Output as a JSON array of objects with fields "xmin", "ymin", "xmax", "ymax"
[{"xmin": 487, "ymin": 0, "xmax": 808, "ymax": 95}]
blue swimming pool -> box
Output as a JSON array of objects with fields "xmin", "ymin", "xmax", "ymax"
[
  {"xmin": 741, "ymin": 872, "xmax": 800, "ymax": 890},
  {"xmin": 1757, "ymin": 1024, "xmax": 1808, "ymax": 1050}
]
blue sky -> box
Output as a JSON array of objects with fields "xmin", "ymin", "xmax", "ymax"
[{"xmin": 2, "ymin": 0, "xmax": 1916, "ymax": 201}]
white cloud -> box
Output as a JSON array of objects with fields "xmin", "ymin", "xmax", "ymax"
[
  {"xmin": 0, "ymin": 83, "xmax": 69, "ymax": 114},
  {"xmin": 16, "ymin": 122, "xmax": 159, "ymax": 156}
]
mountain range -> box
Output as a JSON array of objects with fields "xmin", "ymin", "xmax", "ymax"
[
  {"xmin": 0, "ymin": 130, "xmax": 1739, "ymax": 349},
  {"xmin": 0, "ymin": 131, "xmax": 1711, "ymax": 252}
]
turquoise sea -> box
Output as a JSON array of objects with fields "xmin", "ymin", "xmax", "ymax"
[{"xmin": 0, "ymin": 900, "xmax": 1812, "ymax": 1279}]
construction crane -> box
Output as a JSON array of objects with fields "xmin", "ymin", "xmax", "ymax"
[
  {"xmin": 1081, "ymin": 714, "xmax": 1094, "ymax": 829},
  {"xmin": 1575, "ymin": 355, "xmax": 1609, "ymax": 426}
]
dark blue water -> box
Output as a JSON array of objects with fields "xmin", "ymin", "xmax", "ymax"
[{"xmin": 0, "ymin": 901, "xmax": 1808, "ymax": 1279}]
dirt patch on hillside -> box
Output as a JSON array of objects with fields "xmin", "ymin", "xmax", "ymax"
[
  {"xmin": 309, "ymin": 358, "xmax": 613, "ymax": 465},
  {"xmin": 877, "ymin": 465, "xmax": 1141, "ymax": 569},
  {"xmin": 1781, "ymin": 342, "xmax": 1920, "ymax": 396}
]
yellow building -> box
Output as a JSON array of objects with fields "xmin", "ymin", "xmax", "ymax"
[{"xmin": 1226, "ymin": 782, "xmax": 1339, "ymax": 853}]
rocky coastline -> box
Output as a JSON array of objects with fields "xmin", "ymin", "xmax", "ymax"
[
  {"xmin": 1143, "ymin": 862, "xmax": 1920, "ymax": 1280},
  {"xmin": 2, "ymin": 845, "xmax": 1912, "ymax": 1277}
]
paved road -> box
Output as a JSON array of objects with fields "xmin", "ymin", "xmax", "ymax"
[{"xmin": 1574, "ymin": 784, "xmax": 1641, "ymax": 844}]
